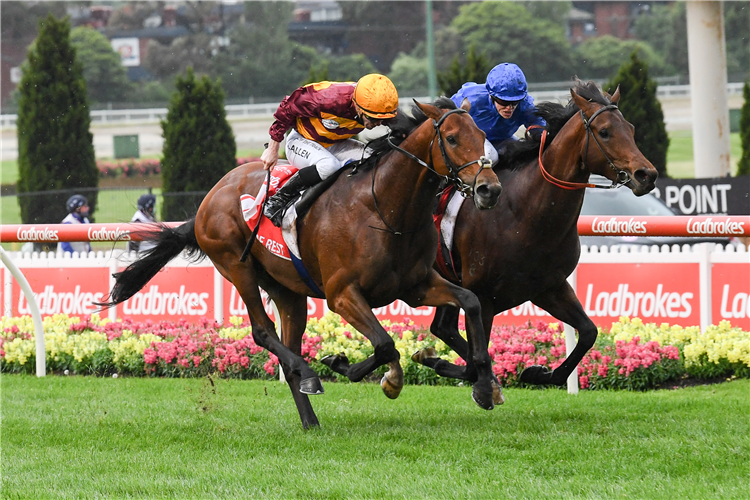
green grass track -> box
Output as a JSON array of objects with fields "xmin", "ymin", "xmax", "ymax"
[{"xmin": 2, "ymin": 376, "xmax": 748, "ymax": 499}]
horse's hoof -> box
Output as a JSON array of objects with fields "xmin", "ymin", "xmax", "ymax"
[
  {"xmin": 471, "ymin": 387, "xmax": 495, "ymax": 411},
  {"xmin": 519, "ymin": 365, "xmax": 553, "ymax": 385},
  {"xmin": 381, "ymin": 374, "xmax": 403, "ymax": 400},
  {"xmin": 411, "ymin": 347, "xmax": 437, "ymax": 364},
  {"xmin": 320, "ymin": 354, "xmax": 349, "ymax": 375},
  {"xmin": 299, "ymin": 377, "xmax": 324, "ymax": 395},
  {"xmin": 491, "ymin": 377, "xmax": 505, "ymax": 406}
]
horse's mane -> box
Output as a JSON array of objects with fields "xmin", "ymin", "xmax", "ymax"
[
  {"xmin": 355, "ymin": 97, "xmax": 458, "ymax": 171},
  {"xmin": 499, "ymin": 79, "xmax": 613, "ymax": 172}
]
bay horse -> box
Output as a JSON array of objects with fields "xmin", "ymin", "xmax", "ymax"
[
  {"xmin": 412, "ymin": 81, "xmax": 658, "ymax": 388},
  {"xmin": 100, "ymin": 99, "xmax": 503, "ymax": 429}
]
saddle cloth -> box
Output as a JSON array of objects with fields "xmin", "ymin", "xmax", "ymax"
[{"xmin": 433, "ymin": 185, "xmax": 466, "ymax": 282}]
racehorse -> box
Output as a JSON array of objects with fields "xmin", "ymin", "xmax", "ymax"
[
  {"xmin": 99, "ymin": 99, "xmax": 503, "ymax": 429},
  {"xmin": 412, "ymin": 81, "xmax": 659, "ymax": 388}
]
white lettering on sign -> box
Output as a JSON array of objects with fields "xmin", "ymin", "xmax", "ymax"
[
  {"xmin": 16, "ymin": 226, "xmax": 59, "ymax": 242},
  {"xmin": 720, "ymin": 285, "xmax": 750, "ymax": 319},
  {"xmin": 228, "ymin": 287, "xmax": 319, "ymax": 317},
  {"xmin": 18, "ymin": 285, "xmax": 102, "ymax": 315},
  {"xmin": 590, "ymin": 217, "xmax": 648, "ymax": 235},
  {"xmin": 686, "ymin": 217, "xmax": 745, "ymax": 236},
  {"xmin": 661, "ymin": 184, "xmax": 731, "ymax": 214},
  {"xmin": 584, "ymin": 283, "xmax": 693, "ymax": 318},
  {"xmin": 123, "ymin": 285, "xmax": 208, "ymax": 316},
  {"xmin": 88, "ymin": 226, "xmax": 131, "ymax": 241},
  {"xmin": 371, "ymin": 301, "xmax": 434, "ymax": 317}
]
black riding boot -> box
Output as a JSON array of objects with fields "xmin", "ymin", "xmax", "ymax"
[{"xmin": 264, "ymin": 166, "xmax": 322, "ymax": 227}]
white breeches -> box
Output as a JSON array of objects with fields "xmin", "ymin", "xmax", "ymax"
[{"xmin": 285, "ymin": 129, "xmax": 373, "ymax": 180}]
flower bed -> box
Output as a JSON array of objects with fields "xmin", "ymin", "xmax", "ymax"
[
  {"xmin": 2, "ymin": 314, "xmax": 748, "ymax": 390},
  {"xmin": 97, "ymin": 157, "xmax": 261, "ymax": 179}
]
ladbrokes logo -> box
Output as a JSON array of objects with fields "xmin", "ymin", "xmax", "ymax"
[
  {"xmin": 16, "ymin": 226, "xmax": 59, "ymax": 242},
  {"xmin": 590, "ymin": 217, "xmax": 648, "ymax": 235},
  {"xmin": 720, "ymin": 284, "xmax": 749, "ymax": 319},
  {"xmin": 88, "ymin": 226, "xmax": 131, "ymax": 241},
  {"xmin": 123, "ymin": 285, "xmax": 208, "ymax": 316},
  {"xmin": 18, "ymin": 285, "xmax": 102, "ymax": 315},
  {"xmin": 584, "ymin": 283, "xmax": 694, "ymax": 319},
  {"xmin": 686, "ymin": 217, "xmax": 745, "ymax": 236}
]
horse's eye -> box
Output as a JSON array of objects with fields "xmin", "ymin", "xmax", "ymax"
[
  {"xmin": 599, "ymin": 128, "xmax": 610, "ymax": 139},
  {"xmin": 446, "ymin": 136, "xmax": 457, "ymax": 146}
]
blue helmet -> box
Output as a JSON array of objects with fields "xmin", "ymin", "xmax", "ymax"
[
  {"xmin": 66, "ymin": 194, "xmax": 88, "ymax": 213},
  {"xmin": 137, "ymin": 193, "xmax": 156, "ymax": 213},
  {"xmin": 486, "ymin": 63, "xmax": 528, "ymax": 101}
]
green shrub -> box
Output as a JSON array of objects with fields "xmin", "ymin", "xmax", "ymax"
[{"xmin": 738, "ymin": 79, "xmax": 750, "ymax": 176}]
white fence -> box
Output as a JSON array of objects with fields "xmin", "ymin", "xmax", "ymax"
[{"xmin": 1, "ymin": 83, "xmax": 745, "ymax": 129}]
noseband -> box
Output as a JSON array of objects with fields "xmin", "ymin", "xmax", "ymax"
[
  {"xmin": 387, "ymin": 108, "xmax": 492, "ymax": 197},
  {"xmin": 538, "ymin": 102, "xmax": 632, "ymax": 190}
]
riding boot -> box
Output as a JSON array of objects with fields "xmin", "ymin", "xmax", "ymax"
[{"xmin": 264, "ymin": 166, "xmax": 322, "ymax": 227}]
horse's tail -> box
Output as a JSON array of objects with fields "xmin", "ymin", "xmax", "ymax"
[{"xmin": 96, "ymin": 219, "xmax": 203, "ymax": 308}]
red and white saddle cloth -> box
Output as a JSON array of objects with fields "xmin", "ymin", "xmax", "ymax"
[
  {"xmin": 433, "ymin": 185, "xmax": 467, "ymax": 282},
  {"xmin": 240, "ymin": 164, "xmax": 301, "ymax": 261}
]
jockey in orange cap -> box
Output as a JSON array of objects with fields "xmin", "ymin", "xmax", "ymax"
[{"xmin": 261, "ymin": 74, "xmax": 399, "ymax": 227}]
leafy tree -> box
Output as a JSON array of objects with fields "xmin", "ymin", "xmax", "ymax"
[
  {"xmin": 0, "ymin": 1, "xmax": 66, "ymax": 39},
  {"xmin": 325, "ymin": 54, "xmax": 377, "ymax": 82},
  {"xmin": 160, "ymin": 68, "xmax": 236, "ymax": 221},
  {"xmin": 632, "ymin": 3, "xmax": 688, "ymax": 77},
  {"xmin": 16, "ymin": 14, "xmax": 98, "ymax": 226},
  {"xmin": 738, "ymin": 80, "xmax": 750, "ymax": 176},
  {"xmin": 574, "ymin": 36, "xmax": 666, "ymax": 80},
  {"xmin": 438, "ymin": 43, "xmax": 492, "ymax": 97},
  {"xmin": 70, "ymin": 27, "xmax": 132, "ymax": 104},
  {"xmin": 388, "ymin": 53, "xmax": 428, "ymax": 96},
  {"xmin": 605, "ymin": 52, "xmax": 669, "ymax": 178},
  {"xmin": 724, "ymin": 3, "xmax": 750, "ymax": 78},
  {"xmin": 143, "ymin": 33, "xmax": 216, "ymax": 81},
  {"xmin": 450, "ymin": 1, "xmax": 574, "ymax": 82}
]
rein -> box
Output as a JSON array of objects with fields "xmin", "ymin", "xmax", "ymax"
[
  {"xmin": 537, "ymin": 103, "xmax": 632, "ymax": 190},
  {"xmin": 371, "ymin": 108, "xmax": 491, "ymax": 235}
]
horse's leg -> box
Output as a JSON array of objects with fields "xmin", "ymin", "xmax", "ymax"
[
  {"xmin": 416, "ymin": 301, "xmax": 504, "ymax": 405},
  {"xmin": 321, "ymin": 284, "xmax": 403, "ymax": 399},
  {"xmin": 219, "ymin": 262, "xmax": 324, "ymax": 425},
  {"xmin": 270, "ymin": 289, "xmax": 322, "ymax": 430},
  {"xmin": 402, "ymin": 271, "xmax": 495, "ymax": 410},
  {"xmin": 520, "ymin": 280, "xmax": 598, "ymax": 386}
]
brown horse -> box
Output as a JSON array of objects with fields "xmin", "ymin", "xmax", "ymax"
[
  {"xmin": 412, "ymin": 81, "xmax": 659, "ymax": 388},
  {"xmin": 100, "ymin": 99, "xmax": 503, "ymax": 429}
]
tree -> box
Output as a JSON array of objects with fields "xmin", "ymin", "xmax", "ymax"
[
  {"xmin": 70, "ymin": 27, "xmax": 132, "ymax": 104},
  {"xmin": 160, "ymin": 68, "xmax": 236, "ymax": 221},
  {"xmin": 632, "ymin": 3, "xmax": 688, "ymax": 77},
  {"xmin": 738, "ymin": 80, "xmax": 750, "ymax": 176},
  {"xmin": 388, "ymin": 53, "xmax": 428, "ymax": 96},
  {"xmin": 605, "ymin": 51, "xmax": 669, "ymax": 178},
  {"xmin": 438, "ymin": 43, "xmax": 492, "ymax": 97},
  {"xmin": 451, "ymin": 1, "xmax": 574, "ymax": 82},
  {"xmin": 574, "ymin": 36, "xmax": 666, "ymax": 80},
  {"xmin": 16, "ymin": 14, "xmax": 98, "ymax": 227}
]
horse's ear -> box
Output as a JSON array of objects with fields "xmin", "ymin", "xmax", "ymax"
[
  {"xmin": 413, "ymin": 100, "xmax": 442, "ymax": 121},
  {"xmin": 460, "ymin": 98, "xmax": 471, "ymax": 112},
  {"xmin": 611, "ymin": 85, "xmax": 621, "ymax": 104},
  {"xmin": 570, "ymin": 88, "xmax": 593, "ymax": 112}
]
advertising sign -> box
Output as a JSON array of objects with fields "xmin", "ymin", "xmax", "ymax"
[
  {"xmin": 651, "ymin": 176, "xmax": 750, "ymax": 216},
  {"xmin": 117, "ymin": 266, "xmax": 214, "ymax": 323},
  {"xmin": 12, "ymin": 267, "xmax": 110, "ymax": 317},
  {"xmin": 111, "ymin": 37, "xmax": 140, "ymax": 67},
  {"xmin": 576, "ymin": 262, "xmax": 701, "ymax": 328},
  {"xmin": 712, "ymin": 263, "xmax": 750, "ymax": 330}
]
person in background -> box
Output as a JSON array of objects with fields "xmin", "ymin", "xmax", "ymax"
[
  {"xmin": 60, "ymin": 194, "xmax": 91, "ymax": 254},
  {"xmin": 260, "ymin": 73, "xmax": 399, "ymax": 227},
  {"xmin": 128, "ymin": 193, "xmax": 157, "ymax": 253},
  {"xmin": 451, "ymin": 62, "xmax": 546, "ymax": 164}
]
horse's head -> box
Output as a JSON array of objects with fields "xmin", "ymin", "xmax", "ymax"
[
  {"xmin": 570, "ymin": 85, "xmax": 658, "ymax": 196},
  {"xmin": 414, "ymin": 101, "xmax": 502, "ymax": 209}
]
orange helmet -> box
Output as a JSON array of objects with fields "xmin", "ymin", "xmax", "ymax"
[{"xmin": 353, "ymin": 74, "xmax": 399, "ymax": 119}]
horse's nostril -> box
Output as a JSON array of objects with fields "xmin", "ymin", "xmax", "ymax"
[
  {"xmin": 476, "ymin": 183, "xmax": 502, "ymax": 200},
  {"xmin": 634, "ymin": 168, "xmax": 656, "ymax": 185}
]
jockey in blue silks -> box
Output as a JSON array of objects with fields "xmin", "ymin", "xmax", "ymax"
[{"xmin": 450, "ymin": 63, "xmax": 546, "ymax": 165}]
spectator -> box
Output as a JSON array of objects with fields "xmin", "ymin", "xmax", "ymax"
[
  {"xmin": 60, "ymin": 194, "xmax": 91, "ymax": 254},
  {"xmin": 128, "ymin": 193, "xmax": 157, "ymax": 253}
]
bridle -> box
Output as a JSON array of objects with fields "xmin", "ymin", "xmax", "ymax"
[
  {"xmin": 538, "ymin": 102, "xmax": 632, "ymax": 190},
  {"xmin": 369, "ymin": 107, "xmax": 492, "ymax": 235},
  {"xmin": 386, "ymin": 108, "xmax": 492, "ymax": 198}
]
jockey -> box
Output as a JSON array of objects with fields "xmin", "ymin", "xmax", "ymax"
[
  {"xmin": 128, "ymin": 193, "xmax": 157, "ymax": 253},
  {"xmin": 451, "ymin": 63, "xmax": 546, "ymax": 165},
  {"xmin": 261, "ymin": 74, "xmax": 399, "ymax": 227},
  {"xmin": 60, "ymin": 194, "xmax": 91, "ymax": 254}
]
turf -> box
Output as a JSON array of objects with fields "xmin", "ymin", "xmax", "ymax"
[{"xmin": 2, "ymin": 375, "xmax": 748, "ymax": 499}]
